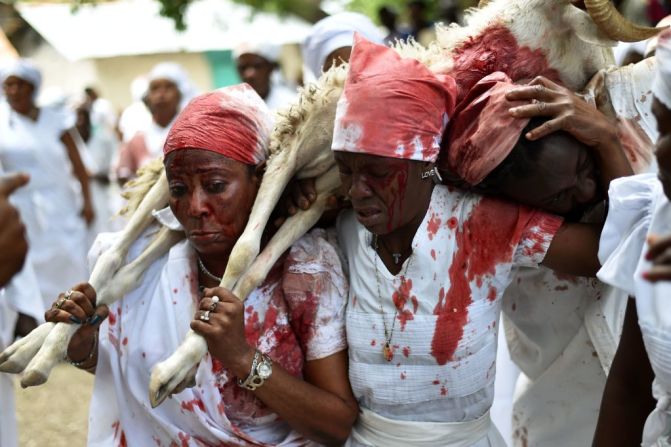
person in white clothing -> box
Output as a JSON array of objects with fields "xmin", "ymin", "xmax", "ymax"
[
  {"xmin": 0, "ymin": 59, "xmax": 92, "ymax": 308},
  {"xmin": 302, "ymin": 12, "xmax": 384, "ymax": 81},
  {"xmin": 234, "ymin": 41, "xmax": 297, "ymax": 112},
  {"xmin": 115, "ymin": 62, "xmax": 195, "ymax": 184},
  {"xmin": 329, "ymin": 36, "xmax": 610, "ymax": 447},
  {"xmin": 594, "ymin": 28, "xmax": 671, "ymax": 447},
  {"xmin": 45, "ymin": 84, "xmax": 358, "ymax": 446}
]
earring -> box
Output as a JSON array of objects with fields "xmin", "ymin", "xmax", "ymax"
[{"xmin": 421, "ymin": 167, "xmax": 443, "ymax": 184}]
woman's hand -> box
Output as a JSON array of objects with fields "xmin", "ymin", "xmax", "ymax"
[
  {"xmin": 644, "ymin": 234, "xmax": 671, "ymax": 282},
  {"xmin": 506, "ymin": 76, "xmax": 619, "ymax": 149},
  {"xmin": 507, "ymin": 76, "xmax": 633, "ymax": 187},
  {"xmin": 44, "ymin": 282, "xmax": 108, "ymax": 366},
  {"xmin": 191, "ymin": 287, "xmax": 254, "ymax": 377}
]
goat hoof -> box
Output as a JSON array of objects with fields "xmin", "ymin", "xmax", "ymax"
[
  {"xmin": 20, "ymin": 370, "xmax": 48, "ymax": 388},
  {"xmin": 0, "ymin": 359, "xmax": 27, "ymax": 374}
]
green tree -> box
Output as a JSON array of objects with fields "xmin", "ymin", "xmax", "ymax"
[{"xmin": 150, "ymin": 0, "xmax": 424, "ymax": 30}]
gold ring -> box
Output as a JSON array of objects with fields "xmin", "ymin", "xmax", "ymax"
[{"xmin": 55, "ymin": 298, "xmax": 67, "ymax": 309}]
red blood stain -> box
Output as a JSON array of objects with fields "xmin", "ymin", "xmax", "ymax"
[
  {"xmin": 427, "ymin": 213, "xmax": 442, "ymax": 240},
  {"xmin": 400, "ymin": 372, "xmax": 407, "ymax": 380},
  {"xmin": 371, "ymin": 339, "xmax": 377, "ymax": 347},
  {"xmin": 177, "ymin": 432, "xmax": 190, "ymax": 447},
  {"xmin": 440, "ymin": 386, "xmax": 448, "ymax": 396},
  {"xmin": 122, "ymin": 337, "xmax": 128, "ymax": 346},
  {"xmin": 447, "ymin": 217, "xmax": 458, "ymax": 230},
  {"xmin": 432, "ymin": 379, "xmax": 440, "ymax": 385},
  {"xmin": 108, "ymin": 311, "xmax": 117, "ymax": 326},
  {"xmin": 173, "ymin": 288, "xmax": 178, "ymax": 294},
  {"xmin": 487, "ymin": 286, "xmax": 497, "ymax": 302},
  {"xmin": 217, "ymin": 401, "xmax": 226, "ymax": 415},
  {"xmin": 447, "ymin": 25, "xmax": 560, "ymax": 103},
  {"xmin": 432, "ymin": 198, "xmax": 537, "ymax": 364},
  {"xmin": 402, "ymin": 346, "xmax": 411, "ymax": 357},
  {"xmin": 393, "ymin": 277, "xmax": 417, "ymax": 331},
  {"xmin": 111, "ymin": 421, "xmax": 127, "ymax": 447},
  {"xmin": 431, "ymin": 249, "xmax": 437, "ymax": 260},
  {"xmin": 180, "ymin": 398, "xmax": 205, "ymax": 413}
]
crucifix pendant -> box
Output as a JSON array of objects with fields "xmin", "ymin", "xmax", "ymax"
[
  {"xmin": 382, "ymin": 342, "xmax": 393, "ymax": 361},
  {"xmin": 392, "ymin": 253, "xmax": 402, "ymax": 265}
]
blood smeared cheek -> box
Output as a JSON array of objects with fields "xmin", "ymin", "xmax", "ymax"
[{"xmin": 367, "ymin": 166, "xmax": 410, "ymax": 232}]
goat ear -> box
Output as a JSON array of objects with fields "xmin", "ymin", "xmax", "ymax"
[{"xmin": 564, "ymin": 6, "xmax": 617, "ymax": 48}]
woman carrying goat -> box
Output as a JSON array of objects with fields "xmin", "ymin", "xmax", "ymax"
[{"xmin": 46, "ymin": 84, "xmax": 357, "ymax": 446}]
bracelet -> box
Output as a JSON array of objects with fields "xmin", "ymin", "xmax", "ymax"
[
  {"xmin": 237, "ymin": 351, "xmax": 260, "ymax": 388},
  {"xmin": 68, "ymin": 330, "xmax": 98, "ymax": 368}
]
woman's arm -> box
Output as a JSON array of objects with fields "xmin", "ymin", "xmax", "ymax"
[
  {"xmin": 506, "ymin": 76, "xmax": 634, "ymax": 189},
  {"xmin": 541, "ymin": 222, "xmax": 602, "ymax": 277},
  {"xmin": 593, "ymin": 299, "xmax": 655, "ymax": 446},
  {"xmin": 194, "ymin": 288, "xmax": 358, "ymax": 446},
  {"xmin": 61, "ymin": 131, "xmax": 95, "ymax": 226}
]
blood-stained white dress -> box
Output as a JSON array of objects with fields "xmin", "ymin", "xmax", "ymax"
[
  {"xmin": 87, "ymin": 221, "xmax": 347, "ymax": 447},
  {"xmin": 338, "ymin": 185, "xmax": 562, "ymax": 446}
]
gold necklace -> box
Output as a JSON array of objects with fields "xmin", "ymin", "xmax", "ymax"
[{"xmin": 371, "ymin": 234, "xmax": 414, "ymax": 362}]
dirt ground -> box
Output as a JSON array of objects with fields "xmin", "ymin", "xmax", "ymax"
[{"xmin": 13, "ymin": 363, "xmax": 93, "ymax": 447}]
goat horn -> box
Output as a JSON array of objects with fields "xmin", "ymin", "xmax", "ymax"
[{"xmin": 584, "ymin": 0, "xmax": 667, "ymax": 42}]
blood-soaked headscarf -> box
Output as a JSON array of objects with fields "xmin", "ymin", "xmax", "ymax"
[
  {"xmin": 331, "ymin": 34, "xmax": 457, "ymax": 163},
  {"xmin": 163, "ymin": 84, "xmax": 273, "ymax": 165},
  {"xmin": 439, "ymin": 72, "xmax": 531, "ymax": 185},
  {"xmin": 653, "ymin": 28, "xmax": 671, "ymax": 109}
]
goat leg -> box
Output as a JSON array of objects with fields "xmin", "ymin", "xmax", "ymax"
[
  {"xmin": 220, "ymin": 149, "xmax": 300, "ymax": 291},
  {"xmin": 20, "ymin": 227, "xmax": 180, "ymax": 387},
  {"xmin": 148, "ymin": 167, "xmax": 340, "ymax": 407}
]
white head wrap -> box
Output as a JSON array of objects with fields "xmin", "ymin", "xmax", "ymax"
[
  {"xmin": 302, "ymin": 12, "xmax": 384, "ymax": 78},
  {"xmin": 1, "ymin": 59, "xmax": 42, "ymax": 99},
  {"xmin": 653, "ymin": 28, "xmax": 671, "ymax": 109},
  {"xmin": 147, "ymin": 62, "xmax": 197, "ymax": 107},
  {"xmin": 233, "ymin": 41, "xmax": 281, "ymax": 63}
]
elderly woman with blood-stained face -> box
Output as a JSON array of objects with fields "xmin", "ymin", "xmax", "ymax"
[
  {"xmin": 44, "ymin": 84, "xmax": 357, "ymax": 447},
  {"xmin": 326, "ymin": 35, "xmax": 607, "ymax": 447}
]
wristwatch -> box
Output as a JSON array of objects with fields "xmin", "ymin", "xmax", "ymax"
[{"xmin": 238, "ymin": 350, "xmax": 273, "ymax": 391}]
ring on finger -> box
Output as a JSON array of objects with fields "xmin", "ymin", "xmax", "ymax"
[
  {"xmin": 199, "ymin": 310, "xmax": 211, "ymax": 322},
  {"xmin": 64, "ymin": 289, "xmax": 74, "ymax": 300},
  {"xmin": 208, "ymin": 296, "xmax": 219, "ymax": 312},
  {"xmin": 54, "ymin": 297, "xmax": 67, "ymax": 309}
]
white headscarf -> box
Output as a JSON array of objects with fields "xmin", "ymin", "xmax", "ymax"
[
  {"xmin": 302, "ymin": 12, "xmax": 384, "ymax": 79},
  {"xmin": 147, "ymin": 62, "xmax": 197, "ymax": 108},
  {"xmin": 233, "ymin": 41, "xmax": 281, "ymax": 63},
  {"xmin": 653, "ymin": 28, "xmax": 671, "ymax": 109},
  {"xmin": 1, "ymin": 59, "xmax": 42, "ymax": 99}
]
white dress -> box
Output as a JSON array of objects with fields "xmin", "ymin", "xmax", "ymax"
[
  {"xmin": 502, "ymin": 267, "xmax": 623, "ymax": 446},
  {"xmin": 338, "ymin": 185, "xmax": 563, "ymax": 446},
  {"xmin": 87, "ymin": 224, "xmax": 348, "ymax": 446},
  {"xmin": 598, "ymin": 173, "xmax": 671, "ymax": 447},
  {"xmin": 0, "ymin": 101, "xmax": 89, "ymax": 308}
]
